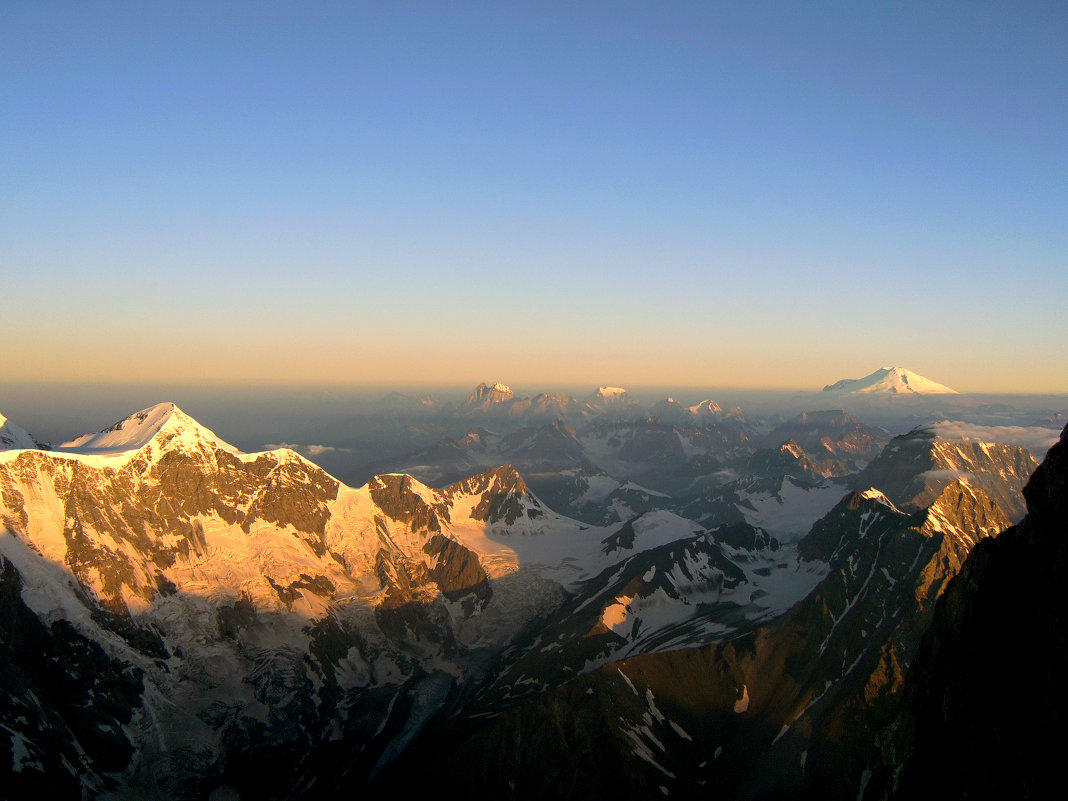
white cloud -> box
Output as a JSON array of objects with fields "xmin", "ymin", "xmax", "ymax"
[
  {"xmin": 923, "ymin": 422, "xmax": 1060, "ymax": 457},
  {"xmin": 262, "ymin": 442, "xmax": 350, "ymax": 457}
]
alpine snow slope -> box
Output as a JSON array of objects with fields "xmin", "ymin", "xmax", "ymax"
[
  {"xmin": 0, "ymin": 401, "xmax": 1043, "ymax": 800},
  {"xmin": 822, "ymin": 366, "xmax": 958, "ymax": 395}
]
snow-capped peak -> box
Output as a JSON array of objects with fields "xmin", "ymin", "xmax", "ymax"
[
  {"xmin": 466, "ymin": 382, "xmax": 516, "ymax": 406},
  {"xmin": 58, "ymin": 402, "xmax": 238, "ymax": 456},
  {"xmin": 594, "ymin": 386, "xmax": 627, "ymax": 398},
  {"xmin": 0, "ymin": 412, "xmax": 37, "ymax": 450},
  {"xmin": 822, "ymin": 366, "xmax": 958, "ymax": 395},
  {"xmin": 857, "ymin": 487, "xmax": 899, "ymax": 511},
  {"xmin": 687, "ymin": 399, "xmax": 723, "ymax": 416}
]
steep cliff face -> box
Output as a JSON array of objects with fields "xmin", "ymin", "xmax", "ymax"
[{"xmin": 877, "ymin": 425, "xmax": 1068, "ymax": 799}]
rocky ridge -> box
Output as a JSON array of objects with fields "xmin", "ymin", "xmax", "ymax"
[{"xmin": 874, "ymin": 423, "xmax": 1068, "ymax": 799}]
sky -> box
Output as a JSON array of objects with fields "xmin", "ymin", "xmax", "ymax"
[{"xmin": 2, "ymin": 1, "xmax": 1066, "ymax": 393}]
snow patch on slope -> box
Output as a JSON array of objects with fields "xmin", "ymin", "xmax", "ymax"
[{"xmin": 737, "ymin": 478, "xmax": 847, "ymax": 538}]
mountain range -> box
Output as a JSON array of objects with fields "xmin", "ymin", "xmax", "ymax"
[{"xmin": 0, "ymin": 399, "xmax": 1058, "ymax": 800}]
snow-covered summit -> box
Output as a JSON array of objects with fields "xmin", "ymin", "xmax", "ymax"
[
  {"xmin": 0, "ymin": 412, "xmax": 37, "ymax": 450},
  {"xmin": 822, "ymin": 366, "xmax": 958, "ymax": 395},
  {"xmin": 688, "ymin": 399, "xmax": 723, "ymax": 417},
  {"xmin": 58, "ymin": 402, "xmax": 238, "ymax": 456},
  {"xmin": 857, "ymin": 487, "xmax": 900, "ymax": 511},
  {"xmin": 466, "ymin": 382, "xmax": 516, "ymax": 407},
  {"xmin": 585, "ymin": 387, "xmax": 634, "ymax": 412}
]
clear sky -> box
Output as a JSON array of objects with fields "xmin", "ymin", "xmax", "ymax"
[{"xmin": 3, "ymin": 2, "xmax": 1066, "ymax": 392}]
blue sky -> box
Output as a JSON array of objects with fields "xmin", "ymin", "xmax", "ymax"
[{"xmin": 3, "ymin": 2, "xmax": 1066, "ymax": 391}]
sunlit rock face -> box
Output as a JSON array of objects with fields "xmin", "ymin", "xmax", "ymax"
[
  {"xmin": 855, "ymin": 425, "xmax": 1038, "ymax": 521},
  {"xmin": 464, "ymin": 381, "xmax": 516, "ymax": 409},
  {"xmin": 0, "ymin": 404, "xmax": 614, "ymax": 797}
]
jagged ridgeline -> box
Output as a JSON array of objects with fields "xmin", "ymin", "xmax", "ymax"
[{"xmin": 0, "ymin": 402, "xmax": 1048, "ymax": 800}]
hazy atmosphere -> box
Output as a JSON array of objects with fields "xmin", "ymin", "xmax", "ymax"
[{"xmin": 4, "ymin": 2, "xmax": 1066, "ymax": 392}]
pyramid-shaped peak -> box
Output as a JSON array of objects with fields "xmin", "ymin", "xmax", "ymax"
[
  {"xmin": 59, "ymin": 403, "xmax": 236, "ymax": 455},
  {"xmin": 798, "ymin": 488, "xmax": 910, "ymax": 562},
  {"xmin": 857, "ymin": 487, "xmax": 899, "ymax": 510},
  {"xmin": 920, "ymin": 481, "xmax": 1010, "ymax": 543},
  {"xmin": 448, "ymin": 463, "xmax": 529, "ymax": 496},
  {"xmin": 445, "ymin": 464, "xmax": 547, "ymax": 526},
  {"xmin": 688, "ymin": 399, "xmax": 723, "ymax": 416}
]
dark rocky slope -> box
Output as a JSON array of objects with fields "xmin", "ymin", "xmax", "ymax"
[
  {"xmin": 370, "ymin": 482, "xmax": 1011, "ymax": 801},
  {"xmin": 876, "ymin": 424, "xmax": 1068, "ymax": 799}
]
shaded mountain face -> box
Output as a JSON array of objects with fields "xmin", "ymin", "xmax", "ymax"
[
  {"xmin": 498, "ymin": 420, "xmax": 586, "ymax": 467},
  {"xmin": 743, "ymin": 439, "xmax": 845, "ymax": 487},
  {"xmin": 0, "ymin": 557, "xmax": 146, "ymax": 798},
  {"xmin": 382, "ymin": 416, "xmax": 754, "ymax": 526},
  {"xmin": 678, "ymin": 440, "xmax": 850, "ymax": 539},
  {"xmin": 582, "ymin": 418, "xmax": 752, "ymax": 484},
  {"xmin": 527, "ymin": 468, "xmax": 678, "ymax": 527},
  {"xmin": 764, "ymin": 409, "xmax": 887, "ymax": 463},
  {"xmin": 856, "ymin": 425, "xmax": 1038, "ymax": 521},
  {"xmin": 378, "ymin": 421, "xmax": 590, "ymax": 490},
  {"xmin": 510, "ymin": 392, "xmax": 583, "ymax": 419},
  {"xmin": 372, "ymin": 481, "xmax": 1010, "ymax": 801},
  {"xmin": 875, "ymin": 424, "xmax": 1068, "ymax": 800},
  {"xmin": 650, "ymin": 397, "xmax": 691, "ymax": 424}
]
